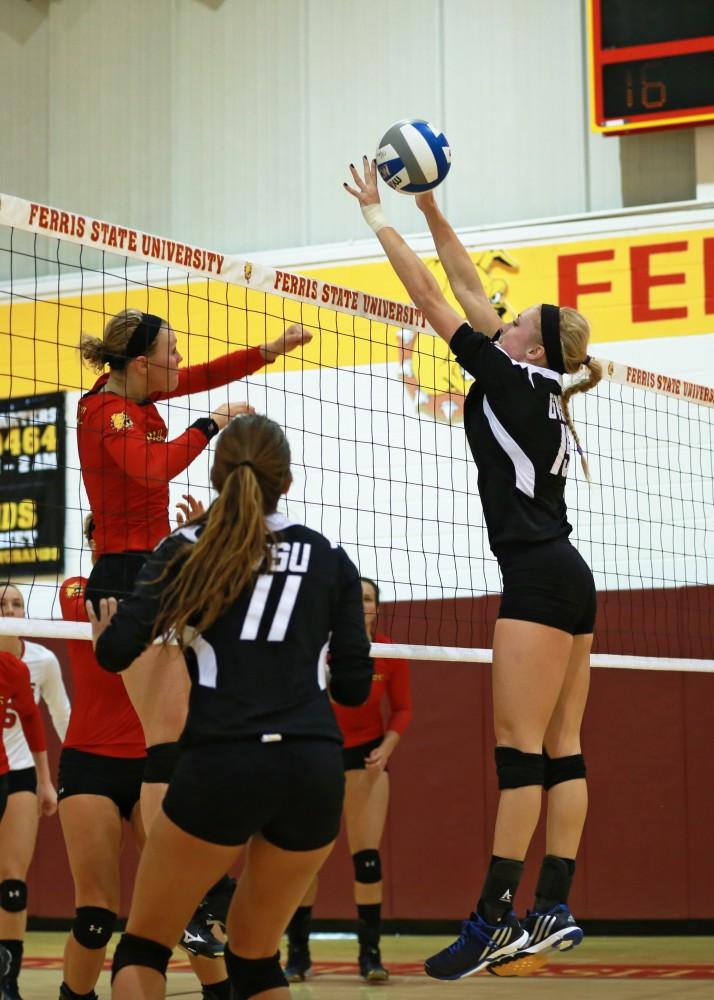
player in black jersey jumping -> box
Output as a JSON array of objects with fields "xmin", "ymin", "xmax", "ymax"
[
  {"xmin": 346, "ymin": 160, "xmax": 602, "ymax": 980},
  {"xmin": 88, "ymin": 413, "xmax": 373, "ymax": 1000}
]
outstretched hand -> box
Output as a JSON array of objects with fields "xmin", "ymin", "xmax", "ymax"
[
  {"xmin": 343, "ymin": 156, "xmax": 381, "ymax": 208},
  {"xmin": 210, "ymin": 400, "xmax": 255, "ymax": 430},
  {"xmin": 176, "ymin": 493, "xmax": 205, "ymax": 526},
  {"xmin": 263, "ymin": 323, "xmax": 313, "ymax": 362}
]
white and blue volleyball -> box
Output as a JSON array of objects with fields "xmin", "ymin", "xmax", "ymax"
[{"xmin": 376, "ymin": 119, "xmax": 451, "ymax": 194}]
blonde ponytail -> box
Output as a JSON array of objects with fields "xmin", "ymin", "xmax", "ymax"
[{"xmin": 558, "ymin": 307, "xmax": 602, "ymax": 480}]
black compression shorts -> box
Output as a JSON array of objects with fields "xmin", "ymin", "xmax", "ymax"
[
  {"xmin": 7, "ymin": 766, "xmax": 37, "ymax": 795},
  {"xmin": 343, "ymin": 737, "xmax": 386, "ymax": 772},
  {"xmin": 85, "ymin": 551, "xmax": 151, "ymax": 613},
  {"xmin": 0, "ymin": 774, "xmax": 7, "ymax": 822},
  {"xmin": 498, "ymin": 537, "xmax": 596, "ymax": 636},
  {"xmin": 58, "ymin": 748, "xmax": 144, "ymax": 821},
  {"xmin": 163, "ymin": 739, "xmax": 344, "ymax": 850}
]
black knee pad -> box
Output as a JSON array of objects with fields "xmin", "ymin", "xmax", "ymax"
[
  {"xmin": 224, "ymin": 947, "xmax": 287, "ymax": 1000},
  {"xmin": 352, "ymin": 849, "xmax": 382, "ymax": 884},
  {"xmin": 544, "ymin": 753, "xmax": 586, "ymax": 790},
  {"xmin": 143, "ymin": 741, "xmax": 181, "ymax": 783},
  {"xmin": 495, "ymin": 746, "xmax": 545, "ymax": 789},
  {"xmin": 0, "ymin": 880, "xmax": 27, "ymax": 912},
  {"xmin": 72, "ymin": 906, "xmax": 117, "ymax": 949},
  {"xmin": 111, "ymin": 932, "xmax": 172, "ymax": 982}
]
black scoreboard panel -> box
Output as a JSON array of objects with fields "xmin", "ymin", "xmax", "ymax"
[{"xmin": 589, "ymin": 0, "xmax": 714, "ymax": 134}]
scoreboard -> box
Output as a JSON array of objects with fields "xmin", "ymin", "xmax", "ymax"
[
  {"xmin": 0, "ymin": 392, "xmax": 66, "ymax": 575},
  {"xmin": 589, "ymin": 0, "xmax": 714, "ymax": 135}
]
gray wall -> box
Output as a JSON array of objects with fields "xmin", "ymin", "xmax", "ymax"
[{"xmin": 0, "ymin": 0, "xmax": 698, "ymax": 255}]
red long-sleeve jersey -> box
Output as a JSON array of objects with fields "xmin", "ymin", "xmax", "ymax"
[
  {"xmin": 60, "ymin": 577, "xmax": 146, "ymax": 758},
  {"xmin": 332, "ymin": 633, "xmax": 411, "ymax": 748},
  {"xmin": 0, "ymin": 652, "xmax": 46, "ymax": 775},
  {"xmin": 77, "ymin": 347, "xmax": 267, "ymax": 555}
]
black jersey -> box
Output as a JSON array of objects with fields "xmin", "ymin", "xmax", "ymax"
[
  {"xmin": 94, "ymin": 512, "xmax": 373, "ymax": 746},
  {"xmin": 451, "ymin": 323, "xmax": 572, "ymax": 556}
]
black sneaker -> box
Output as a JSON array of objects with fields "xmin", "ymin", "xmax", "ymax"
[
  {"xmin": 424, "ymin": 910, "xmax": 528, "ymax": 980},
  {"xmin": 488, "ymin": 903, "xmax": 583, "ymax": 977},
  {"xmin": 359, "ymin": 946, "xmax": 389, "ymax": 983},
  {"xmin": 203, "ymin": 876, "xmax": 237, "ymax": 930},
  {"xmin": 179, "ymin": 906, "xmax": 225, "ymax": 959},
  {"xmin": 59, "ymin": 986, "xmax": 98, "ymax": 1000},
  {"xmin": 284, "ymin": 945, "xmax": 312, "ymax": 982}
]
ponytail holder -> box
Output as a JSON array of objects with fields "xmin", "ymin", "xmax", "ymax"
[
  {"xmin": 583, "ymin": 355, "xmax": 591, "ymax": 366},
  {"xmin": 235, "ymin": 461, "xmax": 255, "ymax": 471}
]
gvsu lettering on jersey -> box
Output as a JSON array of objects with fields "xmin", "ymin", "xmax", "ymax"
[
  {"xmin": 269, "ymin": 541, "xmax": 311, "ymax": 573},
  {"xmin": 548, "ymin": 393, "xmax": 565, "ymax": 422}
]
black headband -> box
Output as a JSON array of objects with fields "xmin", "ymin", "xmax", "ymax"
[
  {"xmin": 125, "ymin": 313, "xmax": 163, "ymax": 359},
  {"xmin": 540, "ymin": 304, "xmax": 566, "ymax": 374}
]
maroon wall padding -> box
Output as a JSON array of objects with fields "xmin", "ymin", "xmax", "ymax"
[{"xmin": 25, "ymin": 587, "xmax": 714, "ymax": 921}]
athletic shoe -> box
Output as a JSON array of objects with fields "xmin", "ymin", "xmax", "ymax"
[
  {"xmin": 58, "ymin": 986, "xmax": 98, "ymax": 1000},
  {"xmin": 424, "ymin": 910, "xmax": 528, "ymax": 980},
  {"xmin": 179, "ymin": 906, "xmax": 225, "ymax": 959},
  {"xmin": 284, "ymin": 945, "xmax": 312, "ymax": 982},
  {"xmin": 359, "ymin": 945, "xmax": 389, "ymax": 983},
  {"xmin": 488, "ymin": 903, "xmax": 584, "ymax": 977},
  {"xmin": 203, "ymin": 875, "xmax": 237, "ymax": 930}
]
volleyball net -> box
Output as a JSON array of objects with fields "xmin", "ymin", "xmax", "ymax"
[{"xmin": 0, "ymin": 191, "xmax": 712, "ymax": 672}]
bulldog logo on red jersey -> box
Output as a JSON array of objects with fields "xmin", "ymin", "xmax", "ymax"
[{"xmin": 109, "ymin": 412, "xmax": 133, "ymax": 431}]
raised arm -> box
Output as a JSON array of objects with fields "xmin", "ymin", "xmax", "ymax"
[
  {"xmin": 344, "ymin": 158, "xmax": 465, "ymax": 346},
  {"xmin": 163, "ymin": 324, "xmax": 313, "ymax": 401},
  {"xmin": 414, "ymin": 191, "xmax": 502, "ymax": 337},
  {"xmin": 101, "ymin": 401, "xmax": 252, "ymax": 483}
]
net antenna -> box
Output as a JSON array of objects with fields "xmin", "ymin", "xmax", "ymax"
[{"xmin": 0, "ymin": 192, "xmax": 712, "ymax": 674}]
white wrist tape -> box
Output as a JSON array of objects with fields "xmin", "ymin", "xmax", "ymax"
[{"xmin": 361, "ymin": 203, "xmax": 389, "ymax": 234}]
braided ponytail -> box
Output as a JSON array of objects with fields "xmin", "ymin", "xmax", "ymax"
[{"xmin": 558, "ymin": 308, "xmax": 602, "ymax": 481}]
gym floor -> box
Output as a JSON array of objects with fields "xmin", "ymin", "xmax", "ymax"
[{"xmin": 17, "ymin": 932, "xmax": 714, "ymax": 999}]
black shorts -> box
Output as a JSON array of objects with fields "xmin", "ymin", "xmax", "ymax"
[
  {"xmin": 85, "ymin": 551, "xmax": 150, "ymax": 613},
  {"xmin": 58, "ymin": 748, "xmax": 144, "ymax": 821},
  {"xmin": 0, "ymin": 774, "xmax": 8, "ymax": 822},
  {"xmin": 498, "ymin": 538, "xmax": 596, "ymax": 636},
  {"xmin": 343, "ymin": 737, "xmax": 385, "ymax": 771},
  {"xmin": 163, "ymin": 739, "xmax": 344, "ymax": 850},
  {"xmin": 7, "ymin": 766, "xmax": 37, "ymax": 795}
]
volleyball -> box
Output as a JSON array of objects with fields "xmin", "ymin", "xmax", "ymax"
[{"xmin": 376, "ymin": 119, "xmax": 451, "ymax": 194}]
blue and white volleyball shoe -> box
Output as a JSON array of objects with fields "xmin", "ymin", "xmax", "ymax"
[
  {"xmin": 488, "ymin": 903, "xmax": 584, "ymax": 976},
  {"xmin": 424, "ymin": 911, "xmax": 528, "ymax": 980}
]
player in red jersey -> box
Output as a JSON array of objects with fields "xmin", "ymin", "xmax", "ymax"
[
  {"xmin": 0, "ymin": 585, "xmax": 66, "ymax": 1000},
  {"xmin": 77, "ymin": 308, "xmax": 311, "ymax": 828},
  {"xmin": 0, "ymin": 651, "xmax": 54, "ymax": 1000},
  {"xmin": 0, "ymin": 653, "xmax": 50, "ymax": 814},
  {"xmin": 285, "ymin": 575, "xmax": 411, "ymax": 983},
  {"xmin": 58, "ymin": 515, "xmax": 231, "ymax": 1000}
]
